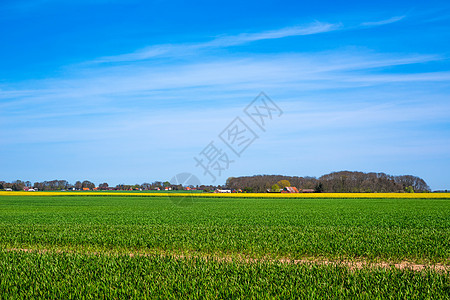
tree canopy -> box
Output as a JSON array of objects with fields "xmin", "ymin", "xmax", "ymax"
[{"xmin": 226, "ymin": 171, "xmax": 431, "ymax": 193}]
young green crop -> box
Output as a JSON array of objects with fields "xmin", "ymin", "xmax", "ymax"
[
  {"xmin": 0, "ymin": 251, "xmax": 448, "ymax": 299},
  {"xmin": 0, "ymin": 195, "xmax": 448, "ymax": 298},
  {"xmin": 0, "ymin": 195, "xmax": 448, "ymax": 263}
]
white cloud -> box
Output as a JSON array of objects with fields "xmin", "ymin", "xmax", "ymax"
[
  {"xmin": 91, "ymin": 15, "xmax": 409, "ymax": 64},
  {"xmin": 3, "ymin": 51, "xmax": 441, "ymax": 110},
  {"xmin": 93, "ymin": 22, "xmax": 342, "ymax": 63},
  {"xmin": 360, "ymin": 16, "xmax": 406, "ymax": 27},
  {"xmin": 205, "ymin": 22, "xmax": 342, "ymax": 46},
  {"xmin": 1, "ymin": 48, "xmax": 449, "ymax": 150}
]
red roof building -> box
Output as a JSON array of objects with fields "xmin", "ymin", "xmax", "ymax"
[{"xmin": 282, "ymin": 187, "xmax": 299, "ymax": 193}]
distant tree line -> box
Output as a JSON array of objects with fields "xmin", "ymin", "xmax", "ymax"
[
  {"xmin": 0, "ymin": 179, "xmax": 219, "ymax": 192},
  {"xmin": 1, "ymin": 171, "xmax": 431, "ymax": 193},
  {"xmin": 0, "ymin": 180, "xmax": 97, "ymax": 191},
  {"xmin": 226, "ymin": 171, "xmax": 431, "ymax": 193},
  {"xmin": 0, "ymin": 180, "xmax": 32, "ymax": 191}
]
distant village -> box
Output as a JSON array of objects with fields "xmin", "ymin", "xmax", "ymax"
[
  {"xmin": 7, "ymin": 185, "xmax": 312, "ymax": 194},
  {"xmin": 1, "ymin": 179, "xmax": 313, "ymax": 194}
]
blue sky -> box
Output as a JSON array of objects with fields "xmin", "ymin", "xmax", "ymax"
[{"xmin": 1, "ymin": 0, "xmax": 449, "ymax": 189}]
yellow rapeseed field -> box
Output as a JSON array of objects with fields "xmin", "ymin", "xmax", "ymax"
[{"xmin": 0, "ymin": 191, "xmax": 449, "ymax": 199}]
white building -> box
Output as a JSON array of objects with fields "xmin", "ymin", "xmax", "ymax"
[{"xmin": 214, "ymin": 189, "xmax": 232, "ymax": 193}]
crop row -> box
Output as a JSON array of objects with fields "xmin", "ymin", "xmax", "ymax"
[
  {"xmin": 0, "ymin": 251, "xmax": 448, "ymax": 299},
  {"xmin": 0, "ymin": 196, "xmax": 448, "ymax": 263}
]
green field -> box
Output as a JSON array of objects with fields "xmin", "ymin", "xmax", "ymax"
[{"xmin": 0, "ymin": 195, "xmax": 449, "ymax": 298}]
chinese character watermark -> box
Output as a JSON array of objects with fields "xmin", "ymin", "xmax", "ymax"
[
  {"xmin": 219, "ymin": 117, "xmax": 258, "ymax": 157},
  {"xmin": 244, "ymin": 92, "xmax": 283, "ymax": 131},
  {"xmin": 194, "ymin": 141, "xmax": 234, "ymax": 182},
  {"xmin": 192, "ymin": 92, "xmax": 282, "ymax": 182},
  {"xmin": 167, "ymin": 172, "xmax": 201, "ymax": 207},
  {"xmin": 168, "ymin": 92, "xmax": 283, "ymax": 206}
]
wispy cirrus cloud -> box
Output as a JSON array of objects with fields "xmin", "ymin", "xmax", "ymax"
[
  {"xmin": 360, "ymin": 15, "xmax": 406, "ymax": 27},
  {"xmin": 93, "ymin": 22, "xmax": 342, "ymax": 63},
  {"xmin": 92, "ymin": 16, "xmax": 408, "ymax": 64},
  {"xmin": 206, "ymin": 22, "xmax": 341, "ymax": 46},
  {"xmin": 2, "ymin": 51, "xmax": 442, "ymax": 111}
]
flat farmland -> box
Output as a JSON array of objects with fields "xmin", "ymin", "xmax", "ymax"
[{"xmin": 0, "ymin": 194, "xmax": 448, "ymax": 298}]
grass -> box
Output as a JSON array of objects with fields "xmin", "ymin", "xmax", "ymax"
[{"xmin": 0, "ymin": 194, "xmax": 448, "ymax": 298}]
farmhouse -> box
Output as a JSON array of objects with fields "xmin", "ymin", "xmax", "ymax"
[
  {"xmin": 214, "ymin": 189, "xmax": 232, "ymax": 193},
  {"xmin": 282, "ymin": 187, "xmax": 299, "ymax": 193}
]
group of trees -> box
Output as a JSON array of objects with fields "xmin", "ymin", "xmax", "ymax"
[
  {"xmin": 270, "ymin": 180, "xmax": 291, "ymax": 192},
  {"xmin": 318, "ymin": 171, "xmax": 430, "ymax": 193},
  {"xmin": 226, "ymin": 171, "xmax": 431, "ymax": 193},
  {"xmin": 0, "ymin": 180, "xmax": 98, "ymax": 191},
  {"xmin": 0, "ymin": 179, "xmax": 220, "ymax": 192},
  {"xmin": 226, "ymin": 175, "xmax": 318, "ymax": 193},
  {"xmin": 0, "ymin": 180, "xmax": 32, "ymax": 191},
  {"xmin": 110, "ymin": 182, "xmax": 218, "ymax": 192}
]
